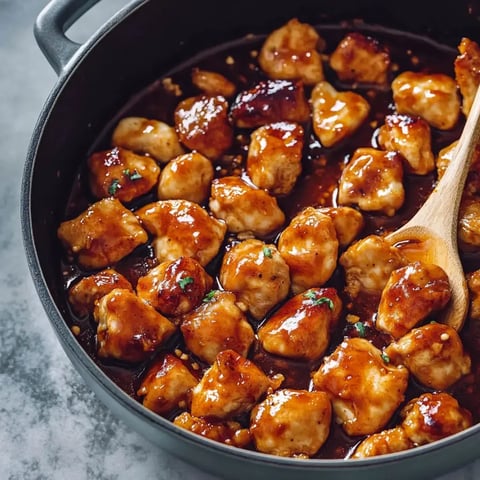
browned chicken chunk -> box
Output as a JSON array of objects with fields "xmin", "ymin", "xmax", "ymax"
[
  {"xmin": 136, "ymin": 256, "xmax": 213, "ymax": 317},
  {"xmin": 173, "ymin": 412, "xmax": 251, "ymax": 448},
  {"xmin": 454, "ymin": 37, "xmax": 480, "ymax": 116},
  {"xmin": 174, "ymin": 95, "xmax": 233, "ymax": 159},
  {"xmin": 94, "ymin": 288, "xmax": 176, "ymax": 362},
  {"xmin": 312, "ymin": 337, "xmax": 409, "ymax": 436},
  {"xmin": 258, "ymin": 18, "xmax": 325, "ymax": 85},
  {"xmin": 339, "ymin": 235, "xmax": 406, "ymax": 298},
  {"xmin": 467, "ymin": 269, "xmax": 480, "ymax": 320},
  {"xmin": 136, "ymin": 199, "xmax": 226, "ymax": 266},
  {"xmin": 311, "ymin": 81, "xmax": 370, "ymax": 147},
  {"xmin": 57, "ymin": 198, "xmax": 148, "ymax": 270},
  {"xmin": 338, "ymin": 147, "xmax": 405, "ymax": 216},
  {"xmin": 318, "ymin": 206, "xmax": 364, "ymax": 248},
  {"xmin": 400, "ymin": 392, "xmax": 472, "ymax": 445},
  {"xmin": 385, "ymin": 323, "xmax": 471, "ymax": 390},
  {"xmin": 112, "ymin": 116, "xmax": 184, "ymax": 163},
  {"xmin": 258, "ymin": 287, "xmax": 342, "ymax": 361},
  {"xmin": 250, "ymin": 389, "xmax": 332, "ymax": 457},
  {"xmin": 230, "ymin": 79, "xmax": 310, "ymax": 128},
  {"xmin": 137, "ymin": 354, "xmax": 198, "ymax": 415},
  {"xmin": 458, "ymin": 197, "xmax": 480, "ymax": 250},
  {"xmin": 377, "ymin": 114, "xmax": 435, "ymax": 175},
  {"xmin": 190, "ymin": 349, "xmax": 282, "ymax": 419},
  {"xmin": 352, "ymin": 427, "xmax": 413, "ymax": 459},
  {"xmin": 277, "ymin": 207, "xmax": 338, "ymax": 294},
  {"xmin": 376, "ymin": 261, "xmax": 451, "ymax": 339},
  {"xmin": 219, "ymin": 239, "xmax": 290, "ymax": 320},
  {"xmin": 329, "ymin": 32, "xmax": 391, "ymax": 85},
  {"xmin": 68, "ymin": 269, "xmax": 133, "ymax": 317},
  {"xmin": 157, "ymin": 152, "xmax": 214, "ymax": 204},
  {"xmin": 191, "ymin": 68, "xmax": 236, "ymax": 97},
  {"xmin": 209, "ymin": 176, "xmax": 285, "ymax": 237},
  {"xmin": 180, "ymin": 290, "xmax": 255, "ymax": 364},
  {"xmin": 246, "ymin": 121, "xmax": 304, "ymax": 196},
  {"xmin": 392, "ymin": 72, "xmax": 460, "ymax": 130},
  {"xmin": 88, "ymin": 146, "xmax": 160, "ymax": 202}
]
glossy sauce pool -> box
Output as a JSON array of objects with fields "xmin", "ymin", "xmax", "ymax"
[{"xmin": 60, "ymin": 22, "xmax": 480, "ymax": 459}]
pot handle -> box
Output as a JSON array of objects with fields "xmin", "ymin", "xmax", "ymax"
[{"xmin": 34, "ymin": 0, "xmax": 101, "ymax": 75}]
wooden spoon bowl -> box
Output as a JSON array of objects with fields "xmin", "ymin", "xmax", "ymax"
[{"xmin": 386, "ymin": 87, "xmax": 480, "ymax": 331}]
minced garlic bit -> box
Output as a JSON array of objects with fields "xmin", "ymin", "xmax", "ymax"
[
  {"xmin": 225, "ymin": 56, "xmax": 235, "ymax": 65},
  {"xmin": 250, "ymin": 50, "xmax": 258, "ymax": 58},
  {"xmin": 178, "ymin": 400, "xmax": 187, "ymax": 409},
  {"xmin": 174, "ymin": 348, "xmax": 183, "ymax": 358},
  {"xmin": 346, "ymin": 314, "xmax": 360, "ymax": 324},
  {"xmin": 191, "ymin": 362, "xmax": 200, "ymax": 371},
  {"xmin": 180, "ymin": 353, "xmax": 189, "ymax": 361},
  {"xmin": 162, "ymin": 77, "xmax": 183, "ymax": 96},
  {"xmin": 440, "ymin": 333, "xmax": 450, "ymax": 341},
  {"xmin": 71, "ymin": 325, "xmax": 81, "ymax": 336}
]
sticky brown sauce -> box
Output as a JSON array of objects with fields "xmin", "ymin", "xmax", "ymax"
[{"xmin": 61, "ymin": 23, "xmax": 480, "ymax": 459}]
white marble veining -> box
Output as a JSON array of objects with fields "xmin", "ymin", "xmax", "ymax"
[{"xmin": 0, "ymin": 1, "xmax": 479, "ymax": 479}]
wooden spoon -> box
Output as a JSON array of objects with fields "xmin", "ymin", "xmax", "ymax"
[{"xmin": 386, "ymin": 86, "xmax": 480, "ymax": 331}]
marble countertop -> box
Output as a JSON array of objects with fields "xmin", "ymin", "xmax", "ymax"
[{"xmin": 1, "ymin": 1, "xmax": 479, "ymax": 479}]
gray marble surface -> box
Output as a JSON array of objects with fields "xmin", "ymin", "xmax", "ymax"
[{"xmin": 1, "ymin": 1, "xmax": 479, "ymax": 479}]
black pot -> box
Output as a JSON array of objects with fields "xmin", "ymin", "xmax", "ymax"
[{"xmin": 21, "ymin": 1, "xmax": 480, "ymax": 478}]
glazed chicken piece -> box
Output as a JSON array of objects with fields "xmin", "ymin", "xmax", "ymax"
[
  {"xmin": 136, "ymin": 256, "xmax": 213, "ymax": 317},
  {"xmin": 437, "ymin": 140, "xmax": 480, "ymax": 196},
  {"xmin": 351, "ymin": 427, "xmax": 413, "ymax": 459},
  {"xmin": 180, "ymin": 290, "xmax": 255, "ymax": 364},
  {"xmin": 277, "ymin": 207, "xmax": 338, "ymax": 294},
  {"xmin": 88, "ymin": 146, "xmax": 160, "ymax": 202},
  {"xmin": 258, "ymin": 18, "xmax": 325, "ymax": 85},
  {"xmin": 400, "ymin": 392, "xmax": 472, "ymax": 446},
  {"xmin": 392, "ymin": 72, "xmax": 460, "ymax": 130},
  {"xmin": 246, "ymin": 121, "xmax": 304, "ymax": 196},
  {"xmin": 135, "ymin": 199, "xmax": 227, "ymax": 266},
  {"xmin": 230, "ymin": 79, "xmax": 310, "ymax": 128},
  {"xmin": 338, "ymin": 147, "xmax": 405, "ymax": 216},
  {"xmin": 385, "ymin": 322, "xmax": 471, "ymax": 390},
  {"xmin": 190, "ymin": 349, "xmax": 282, "ymax": 419},
  {"xmin": 467, "ymin": 269, "xmax": 480, "ymax": 321},
  {"xmin": 310, "ymin": 81, "xmax": 370, "ymax": 148},
  {"xmin": 318, "ymin": 206, "xmax": 364, "ymax": 248},
  {"xmin": 376, "ymin": 261, "xmax": 451, "ymax": 339},
  {"xmin": 312, "ymin": 337, "xmax": 409, "ymax": 436},
  {"xmin": 191, "ymin": 68, "xmax": 236, "ymax": 97},
  {"xmin": 209, "ymin": 176, "xmax": 285, "ymax": 237},
  {"xmin": 157, "ymin": 152, "xmax": 214, "ymax": 204},
  {"xmin": 454, "ymin": 37, "xmax": 480, "ymax": 116},
  {"xmin": 173, "ymin": 412, "xmax": 251, "ymax": 448},
  {"xmin": 68, "ymin": 268, "xmax": 133, "ymax": 317},
  {"xmin": 329, "ymin": 32, "xmax": 391, "ymax": 85},
  {"xmin": 94, "ymin": 288, "xmax": 176, "ymax": 362},
  {"xmin": 219, "ymin": 239, "xmax": 290, "ymax": 320},
  {"xmin": 137, "ymin": 354, "xmax": 198, "ymax": 415},
  {"xmin": 174, "ymin": 95, "xmax": 233, "ymax": 160},
  {"xmin": 377, "ymin": 114, "xmax": 435, "ymax": 175},
  {"xmin": 458, "ymin": 197, "xmax": 480, "ymax": 250},
  {"xmin": 258, "ymin": 287, "xmax": 342, "ymax": 361},
  {"xmin": 57, "ymin": 197, "xmax": 148, "ymax": 270},
  {"xmin": 250, "ymin": 389, "xmax": 332, "ymax": 457},
  {"xmin": 112, "ymin": 116, "xmax": 184, "ymax": 163},
  {"xmin": 339, "ymin": 235, "xmax": 406, "ymax": 298}
]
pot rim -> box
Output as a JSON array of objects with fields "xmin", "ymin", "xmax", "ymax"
[{"xmin": 20, "ymin": 0, "xmax": 480, "ymax": 471}]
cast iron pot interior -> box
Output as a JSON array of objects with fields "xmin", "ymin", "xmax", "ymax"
[{"xmin": 22, "ymin": 0, "xmax": 480, "ymax": 478}]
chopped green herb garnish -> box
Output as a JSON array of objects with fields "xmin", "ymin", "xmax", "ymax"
[
  {"xmin": 381, "ymin": 352, "xmax": 390, "ymax": 364},
  {"xmin": 202, "ymin": 290, "xmax": 218, "ymax": 303},
  {"xmin": 108, "ymin": 178, "xmax": 121, "ymax": 195},
  {"xmin": 123, "ymin": 168, "xmax": 143, "ymax": 181},
  {"xmin": 178, "ymin": 276, "xmax": 194, "ymax": 291},
  {"xmin": 354, "ymin": 321, "xmax": 366, "ymax": 338},
  {"xmin": 303, "ymin": 290, "xmax": 334, "ymax": 310},
  {"xmin": 262, "ymin": 246, "xmax": 272, "ymax": 258}
]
